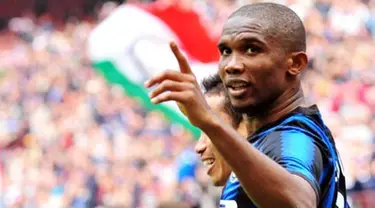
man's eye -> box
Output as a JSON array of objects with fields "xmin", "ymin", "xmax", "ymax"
[
  {"xmin": 220, "ymin": 48, "xmax": 232, "ymax": 56},
  {"xmin": 246, "ymin": 46, "xmax": 261, "ymax": 54}
]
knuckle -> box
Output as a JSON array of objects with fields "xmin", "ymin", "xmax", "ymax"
[
  {"xmin": 160, "ymin": 80, "xmax": 172, "ymax": 89},
  {"xmin": 165, "ymin": 80, "xmax": 174, "ymax": 87},
  {"xmin": 186, "ymin": 83, "xmax": 195, "ymax": 90},
  {"xmin": 162, "ymin": 91, "xmax": 172, "ymax": 100},
  {"xmin": 156, "ymin": 84, "xmax": 165, "ymax": 93},
  {"xmin": 158, "ymin": 81, "xmax": 166, "ymax": 90},
  {"xmin": 164, "ymin": 69, "xmax": 174, "ymax": 75},
  {"xmin": 160, "ymin": 81, "xmax": 174, "ymax": 91},
  {"xmin": 156, "ymin": 71, "xmax": 167, "ymax": 78},
  {"xmin": 158, "ymin": 71, "xmax": 171, "ymax": 80},
  {"xmin": 186, "ymin": 75, "xmax": 195, "ymax": 82},
  {"xmin": 186, "ymin": 91, "xmax": 194, "ymax": 98}
]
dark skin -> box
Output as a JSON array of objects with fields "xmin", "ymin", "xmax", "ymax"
[
  {"xmin": 146, "ymin": 15, "xmax": 315, "ymax": 208},
  {"xmin": 218, "ymin": 16, "xmax": 307, "ymax": 134}
]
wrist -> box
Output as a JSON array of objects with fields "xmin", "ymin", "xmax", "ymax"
[{"xmin": 198, "ymin": 110, "xmax": 222, "ymax": 133}]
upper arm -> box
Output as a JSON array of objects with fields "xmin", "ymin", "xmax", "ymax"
[{"xmin": 262, "ymin": 130, "xmax": 323, "ymax": 203}]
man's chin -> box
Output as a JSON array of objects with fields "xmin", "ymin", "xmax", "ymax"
[
  {"xmin": 232, "ymin": 105, "xmax": 251, "ymax": 114},
  {"xmin": 231, "ymin": 99, "xmax": 268, "ymax": 117},
  {"xmin": 232, "ymin": 103, "xmax": 259, "ymax": 115}
]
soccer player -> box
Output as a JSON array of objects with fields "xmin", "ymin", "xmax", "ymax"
[
  {"xmin": 145, "ymin": 2, "xmax": 349, "ymax": 208},
  {"xmin": 196, "ymin": 74, "xmax": 247, "ymax": 186}
]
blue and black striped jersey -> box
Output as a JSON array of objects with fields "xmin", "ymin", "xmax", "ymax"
[{"xmin": 220, "ymin": 105, "xmax": 349, "ymax": 208}]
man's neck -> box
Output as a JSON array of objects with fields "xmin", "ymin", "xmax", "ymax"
[{"xmin": 245, "ymin": 86, "xmax": 305, "ymax": 136}]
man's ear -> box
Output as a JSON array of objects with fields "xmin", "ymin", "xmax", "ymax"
[{"xmin": 287, "ymin": 52, "xmax": 308, "ymax": 76}]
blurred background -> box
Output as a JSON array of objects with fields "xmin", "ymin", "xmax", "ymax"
[{"xmin": 0, "ymin": 0, "xmax": 375, "ymax": 207}]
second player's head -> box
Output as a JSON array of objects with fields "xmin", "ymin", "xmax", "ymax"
[
  {"xmin": 218, "ymin": 2, "xmax": 308, "ymax": 115},
  {"xmin": 195, "ymin": 74, "xmax": 246, "ymax": 186}
]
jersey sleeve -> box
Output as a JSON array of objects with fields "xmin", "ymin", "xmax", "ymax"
[{"xmin": 261, "ymin": 130, "xmax": 323, "ymax": 200}]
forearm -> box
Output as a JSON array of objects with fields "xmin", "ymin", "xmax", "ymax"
[{"xmin": 200, "ymin": 116, "xmax": 315, "ymax": 208}]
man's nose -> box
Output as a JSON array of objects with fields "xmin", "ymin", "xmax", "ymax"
[
  {"xmin": 225, "ymin": 54, "xmax": 245, "ymax": 75},
  {"xmin": 195, "ymin": 135, "xmax": 208, "ymax": 155}
]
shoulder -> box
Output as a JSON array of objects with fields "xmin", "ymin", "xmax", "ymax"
[
  {"xmin": 250, "ymin": 105, "xmax": 328, "ymax": 142},
  {"xmin": 251, "ymin": 105, "xmax": 334, "ymax": 155},
  {"xmin": 259, "ymin": 129, "xmax": 322, "ymax": 160}
]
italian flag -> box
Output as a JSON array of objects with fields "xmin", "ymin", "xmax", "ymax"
[{"xmin": 87, "ymin": 2, "xmax": 220, "ymax": 139}]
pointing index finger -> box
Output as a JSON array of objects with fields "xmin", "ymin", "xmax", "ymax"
[{"xmin": 170, "ymin": 41, "xmax": 193, "ymax": 74}]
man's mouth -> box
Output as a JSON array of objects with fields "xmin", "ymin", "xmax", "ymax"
[
  {"xmin": 226, "ymin": 79, "xmax": 250, "ymax": 89},
  {"xmin": 228, "ymin": 83, "xmax": 249, "ymax": 90},
  {"xmin": 226, "ymin": 80, "xmax": 250, "ymax": 97},
  {"xmin": 202, "ymin": 158, "xmax": 215, "ymax": 166},
  {"xmin": 202, "ymin": 157, "xmax": 216, "ymax": 175}
]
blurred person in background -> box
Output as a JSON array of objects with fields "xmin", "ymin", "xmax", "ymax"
[{"xmin": 195, "ymin": 73, "xmax": 247, "ymax": 187}]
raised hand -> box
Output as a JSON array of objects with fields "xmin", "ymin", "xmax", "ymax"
[{"xmin": 144, "ymin": 41, "xmax": 214, "ymax": 128}]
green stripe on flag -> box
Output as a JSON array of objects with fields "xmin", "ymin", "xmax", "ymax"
[{"xmin": 92, "ymin": 60, "xmax": 201, "ymax": 139}]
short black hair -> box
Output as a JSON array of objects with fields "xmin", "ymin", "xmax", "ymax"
[
  {"xmin": 201, "ymin": 74, "xmax": 243, "ymax": 128},
  {"xmin": 202, "ymin": 73, "xmax": 224, "ymax": 95},
  {"xmin": 229, "ymin": 2, "xmax": 306, "ymax": 53}
]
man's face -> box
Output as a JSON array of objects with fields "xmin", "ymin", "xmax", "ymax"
[
  {"xmin": 218, "ymin": 16, "xmax": 289, "ymax": 114},
  {"xmin": 195, "ymin": 94, "xmax": 233, "ymax": 186}
]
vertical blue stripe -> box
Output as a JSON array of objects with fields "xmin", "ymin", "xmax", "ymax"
[
  {"xmin": 221, "ymin": 180, "xmax": 241, "ymax": 200},
  {"xmin": 279, "ymin": 130, "xmax": 317, "ymax": 184},
  {"xmin": 280, "ymin": 131, "xmax": 315, "ymax": 167}
]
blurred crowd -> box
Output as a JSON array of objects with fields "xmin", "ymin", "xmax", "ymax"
[{"xmin": 0, "ymin": 0, "xmax": 374, "ymax": 208}]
